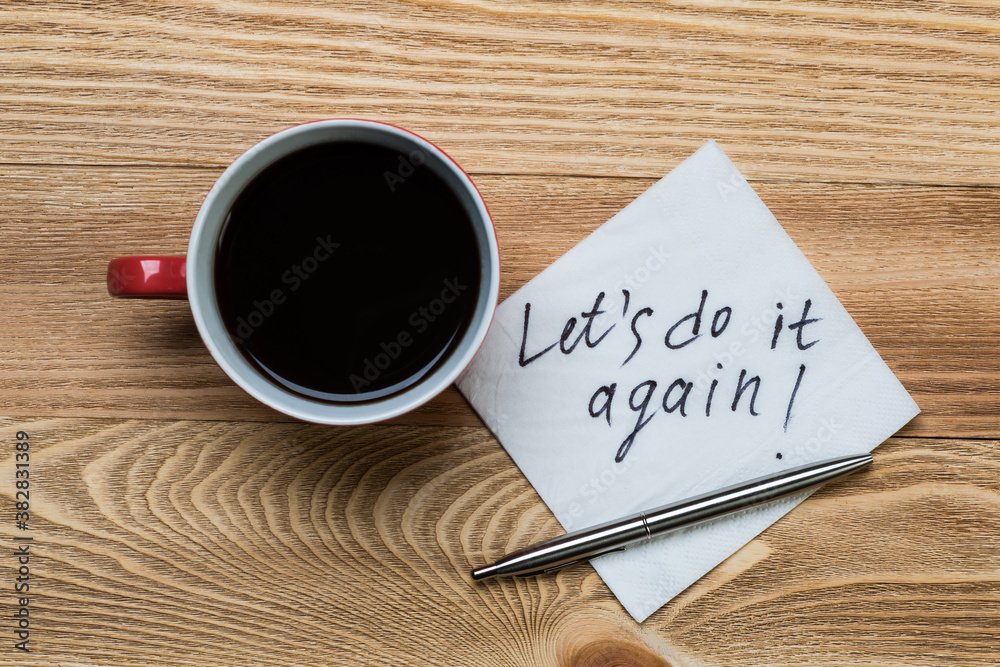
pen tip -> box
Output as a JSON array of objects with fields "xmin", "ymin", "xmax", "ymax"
[{"xmin": 470, "ymin": 564, "xmax": 498, "ymax": 581}]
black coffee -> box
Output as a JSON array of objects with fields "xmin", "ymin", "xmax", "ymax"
[{"xmin": 214, "ymin": 141, "xmax": 481, "ymax": 403}]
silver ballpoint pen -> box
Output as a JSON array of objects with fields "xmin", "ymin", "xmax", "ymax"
[{"xmin": 471, "ymin": 453, "xmax": 872, "ymax": 580}]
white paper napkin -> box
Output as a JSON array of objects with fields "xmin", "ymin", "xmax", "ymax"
[{"xmin": 457, "ymin": 141, "xmax": 919, "ymax": 622}]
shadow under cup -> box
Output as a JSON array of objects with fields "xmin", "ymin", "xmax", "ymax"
[{"xmin": 185, "ymin": 121, "xmax": 499, "ymax": 424}]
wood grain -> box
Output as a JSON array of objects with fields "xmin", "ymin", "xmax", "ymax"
[
  {"xmin": 0, "ymin": 167, "xmax": 997, "ymax": 437},
  {"xmin": 1, "ymin": 417, "xmax": 996, "ymax": 666},
  {"xmin": 1, "ymin": 1, "xmax": 999, "ymax": 185}
]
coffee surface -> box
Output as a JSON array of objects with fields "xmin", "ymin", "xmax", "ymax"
[{"xmin": 214, "ymin": 141, "xmax": 480, "ymax": 403}]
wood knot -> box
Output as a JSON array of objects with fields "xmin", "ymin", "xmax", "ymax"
[{"xmin": 564, "ymin": 638, "xmax": 674, "ymax": 667}]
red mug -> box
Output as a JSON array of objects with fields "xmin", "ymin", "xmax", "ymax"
[{"xmin": 108, "ymin": 120, "xmax": 500, "ymax": 424}]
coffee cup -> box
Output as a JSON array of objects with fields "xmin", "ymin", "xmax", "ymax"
[{"xmin": 108, "ymin": 119, "xmax": 500, "ymax": 424}]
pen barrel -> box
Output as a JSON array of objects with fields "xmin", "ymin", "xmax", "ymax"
[
  {"xmin": 474, "ymin": 516, "xmax": 649, "ymax": 579},
  {"xmin": 644, "ymin": 455, "xmax": 871, "ymax": 534}
]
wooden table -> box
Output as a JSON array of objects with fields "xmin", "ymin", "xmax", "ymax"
[{"xmin": 2, "ymin": 2, "xmax": 999, "ymax": 665}]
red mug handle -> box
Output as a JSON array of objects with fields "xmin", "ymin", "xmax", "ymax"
[{"xmin": 107, "ymin": 256, "xmax": 188, "ymax": 299}]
